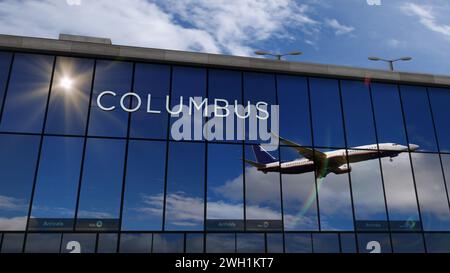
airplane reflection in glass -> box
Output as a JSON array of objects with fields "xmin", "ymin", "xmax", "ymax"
[{"xmin": 244, "ymin": 135, "xmax": 419, "ymax": 178}]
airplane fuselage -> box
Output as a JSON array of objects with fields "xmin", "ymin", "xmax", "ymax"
[{"xmin": 257, "ymin": 143, "xmax": 415, "ymax": 177}]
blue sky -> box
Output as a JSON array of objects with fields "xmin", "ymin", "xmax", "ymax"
[{"xmin": 0, "ymin": 0, "xmax": 449, "ymax": 75}]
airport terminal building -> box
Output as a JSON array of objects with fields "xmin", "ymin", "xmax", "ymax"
[{"xmin": 1, "ymin": 34, "xmax": 450, "ymax": 253}]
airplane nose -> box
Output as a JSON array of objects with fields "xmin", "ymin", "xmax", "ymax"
[{"xmin": 408, "ymin": 144, "xmax": 419, "ymax": 151}]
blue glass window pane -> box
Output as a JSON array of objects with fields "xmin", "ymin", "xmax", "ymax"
[
  {"xmin": 88, "ymin": 60, "xmax": 132, "ymax": 137},
  {"xmin": 1, "ymin": 233, "xmax": 24, "ymax": 253},
  {"xmin": 207, "ymin": 69, "xmax": 242, "ymax": 143},
  {"xmin": 172, "ymin": 66, "xmax": 206, "ymax": 98},
  {"xmin": 281, "ymin": 146, "xmax": 319, "ymax": 231},
  {"xmin": 119, "ymin": 233, "xmax": 152, "ymax": 253},
  {"xmin": 441, "ymin": 154, "xmax": 450, "ymax": 210},
  {"xmin": 76, "ymin": 138, "xmax": 125, "ymax": 230},
  {"xmin": 244, "ymin": 145, "xmax": 282, "ymax": 230},
  {"xmin": 312, "ymin": 233, "xmax": 340, "ymax": 253},
  {"xmin": 130, "ymin": 63, "xmax": 170, "ymax": 139},
  {"xmin": 340, "ymin": 233, "xmax": 357, "ymax": 253},
  {"xmin": 97, "ymin": 233, "xmax": 118, "ymax": 253},
  {"xmin": 208, "ymin": 69, "xmax": 241, "ymax": 102},
  {"xmin": 243, "ymin": 72, "xmax": 276, "ymax": 144},
  {"xmin": 341, "ymin": 80, "xmax": 377, "ymax": 147},
  {"xmin": 400, "ymin": 85, "xmax": 438, "ymax": 152},
  {"xmin": 350, "ymin": 152, "xmax": 388, "ymax": 231},
  {"xmin": 0, "ymin": 54, "xmax": 53, "ymax": 133},
  {"xmin": 169, "ymin": 66, "xmax": 206, "ymax": 141},
  {"xmin": 277, "ymin": 75, "xmax": 311, "ymax": 146},
  {"xmin": 207, "ymin": 143, "xmax": 244, "ymax": 230},
  {"xmin": 30, "ymin": 136, "xmax": 84, "ymax": 230},
  {"xmin": 428, "ymin": 88, "xmax": 450, "ymax": 152},
  {"xmin": 411, "ymin": 153, "xmax": 450, "ymax": 231},
  {"xmin": 424, "ymin": 233, "xmax": 450, "ymax": 253},
  {"xmin": 25, "ymin": 233, "xmax": 61, "ymax": 253},
  {"xmin": 0, "ymin": 134, "xmax": 40, "ymax": 231},
  {"xmin": 236, "ymin": 233, "xmax": 265, "ymax": 253},
  {"xmin": 206, "ymin": 234, "xmax": 235, "ymax": 253},
  {"xmin": 165, "ymin": 142, "xmax": 205, "ymax": 230},
  {"xmin": 61, "ymin": 233, "xmax": 96, "ymax": 253},
  {"xmin": 309, "ymin": 78, "xmax": 345, "ymax": 148},
  {"xmin": 284, "ymin": 233, "xmax": 312, "ymax": 253},
  {"xmin": 152, "ymin": 233, "xmax": 184, "ymax": 253},
  {"xmin": 266, "ymin": 233, "xmax": 284, "ymax": 253},
  {"xmin": 244, "ymin": 72, "xmax": 275, "ymax": 103},
  {"xmin": 316, "ymin": 149, "xmax": 354, "ymax": 231},
  {"xmin": 371, "ymin": 83, "xmax": 407, "ymax": 145},
  {"xmin": 380, "ymin": 153, "xmax": 420, "ymax": 230},
  {"xmin": 391, "ymin": 233, "xmax": 425, "ymax": 253},
  {"xmin": 358, "ymin": 233, "xmax": 392, "ymax": 253},
  {"xmin": 45, "ymin": 57, "xmax": 94, "ymax": 135},
  {"xmin": 122, "ymin": 140, "xmax": 166, "ymax": 231},
  {"xmin": 0, "ymin": 52, "xmax": 12, "ymax": 114},
  {"xmin": 186, "ymin": 233, "xmax": 204, "ymax": 253}
]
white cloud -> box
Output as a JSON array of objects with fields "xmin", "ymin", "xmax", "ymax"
[
  {"xmin": 207, "ymin": 201, "xmax": 244, "ymax": 220},
  {"xmin": 157, "ymin": 0, "xmax": 318, "ymax": 55},
  {"xmin": 31, "ymin": 205, "xmax": 75, "ymax": 218},
  {"xmin": 402, "ymin": 3, "xmax": 450, "ymax": 37},
  {"xmin": 386, "ymin": 38, "xmax": 401, "ymax": 48},
  {"xmin": 0, "ymin": 0, "xmax": 220, "ymax": 53},
  {"xmin": 216, "ymin": 167, "xmax": 281, "ymax": 205},
  {"xmin": 325, "ymin": 18, "xmax": 355, "ymax": 36},
  {"xmin": 135, "ymin": 192, "xmax": 283, "ymax": 227},
  {"xmin": 77, "ymin": 210, "xmax": 113, "ymax": 218},
  {"xmin": 0, "ymin": 0, "xmax": 318, "ymax": 56},
  {"xmin": 0, "ymin": 195, "xmax": 27, "ymax": 211},
  {"xmin": 0, "ymin": 216, "xmax": 27, "ymax": 230},
  {"xmin": 66, "ymin": 0, "xmax": 81, "ymax": 6},
  {"xmin": 162, "ymin": 193, "xmax": 204, "ymax": 227},
  {"xmin": 133, "ymin": 193, "xmax": 164, "ymax": 217}
]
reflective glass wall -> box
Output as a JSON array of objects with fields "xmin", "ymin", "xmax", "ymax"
[{"xmin": 1, "ymin": 50, "xmax": 450, "ymax": 252}]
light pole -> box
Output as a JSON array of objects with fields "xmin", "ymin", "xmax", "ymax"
[
  {"xmin": 368, "ymin": 56, "xmax": 412, "ymax": 71},
  {"xmin": 255, "ymin": 50, "xmax": 302, "ymax": 60}
]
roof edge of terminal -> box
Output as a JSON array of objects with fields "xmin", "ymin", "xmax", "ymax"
[
  {"xmin": 58, "ymin": 34, "xmax": 112, "ymax": 45},
  {"xmin": 0, "ymin": 33, "xmax": 449, "ymax": 87}
]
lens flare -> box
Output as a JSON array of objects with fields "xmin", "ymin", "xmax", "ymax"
[{"xmin": 60, "ymin": 76, "xmax": 73, "ymax": 90}]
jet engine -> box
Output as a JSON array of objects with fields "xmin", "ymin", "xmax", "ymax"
[{"xmin": 332, "ymin": 164, "xmax": 352, "ymax": 174}]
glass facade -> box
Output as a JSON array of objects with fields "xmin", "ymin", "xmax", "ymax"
[{"xmin": 1, "ymin": 50, "xmax": 450, "ymax": 253}]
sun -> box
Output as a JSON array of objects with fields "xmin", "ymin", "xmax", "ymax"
[{"xmin": 60, "ymin": 76, "xmax": 73, "ymax": 90}]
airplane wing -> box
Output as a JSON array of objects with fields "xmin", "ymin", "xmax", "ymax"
[{"xmin": 272, "ymin": 133, "xmax": 327, "ymax": 162}]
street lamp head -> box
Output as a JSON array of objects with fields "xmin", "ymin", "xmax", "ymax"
[
  {"xmin": 368, "ymin": 55, "xmax": 412, "ymax": 71},
  {"xmin": 254, "ymin": 50, "xmax": 269, "ymax": 56},
  {"xmin": 255, "ymin": 50, "xmax": 302, "ymax": 60}
]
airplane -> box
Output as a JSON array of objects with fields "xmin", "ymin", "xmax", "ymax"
[{"xmin": 244, "ymin": 135, "xmax": 419, "ymax": 179}]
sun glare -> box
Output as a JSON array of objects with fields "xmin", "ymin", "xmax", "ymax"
[{"xmin": 60, "ymin": 76, "xmax": 73, "ymax": 90}]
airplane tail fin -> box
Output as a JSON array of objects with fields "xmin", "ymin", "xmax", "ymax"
[{"xmin": 252, "ymin": 145, "xmax": 277, "ymax": 164}]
